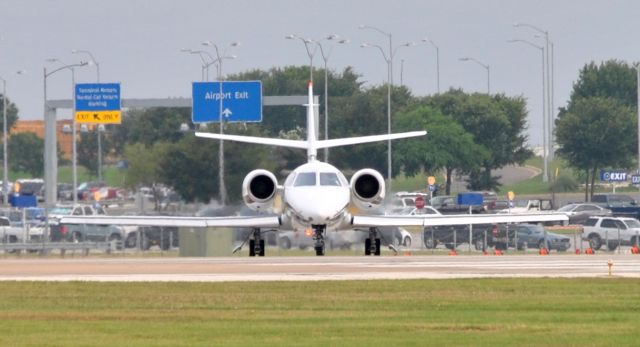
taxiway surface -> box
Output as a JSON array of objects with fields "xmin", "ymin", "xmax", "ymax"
[{"xmin": 0, "ymin": 255, "xmax": 638, "ymax": 281}]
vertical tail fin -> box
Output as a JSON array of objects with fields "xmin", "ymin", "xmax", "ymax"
[{"xmin": 306, "ymin": 81, "xmax": 318, "ymax": 161}]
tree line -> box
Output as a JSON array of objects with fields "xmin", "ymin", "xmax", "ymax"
[
  {"xmin": 1, "ymin": 60, "xmax": 635, "ymax": 203},
  {"xmin": 111, "ymin": 66, "xmax": 532, "ymax": 203}
]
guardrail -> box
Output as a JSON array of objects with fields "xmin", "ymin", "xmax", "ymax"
[{"xmin": 0, "ymin": 241, "xmax": 121, "ymax": 255}]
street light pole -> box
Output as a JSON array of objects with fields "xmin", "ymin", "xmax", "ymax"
[
  {"xmin": 44, "ymin": 60, "xmax": 87, "ymax": 205},
  {"xmin": 459, "ymin": 57, "xmax": 490, "ymax": 94},
  {"xmin": 421, "ymin": 38, "xmax": 440, "ymax": 94},
  {"xmin": 201, "ymin": 41, "xmax": 240, "ymax": 206},
  {"xmin": 72, "ymin": 50, "xmax": 103, "ymax": 183},
  {"xmin": 508, "ymin": 39, "xmax": 548, "ymax": 183},
  {"xmin": 636, "ymin": 64, "xmax": 640, "ymax": 180},
  {"xmin": 514, "ymin": 22, "xmax": 555, "ymax": 170},
  {"xmin": 1, "ymin": 77, "xmax": 5, "ymax": 205},
  {"xmin": 72, "ymin": 49, "xmax": 99, "ymax": 82},
  {"xmin": 0, "ymin": 70, "xmax": 28, "ymax": 204},
  {"xmin": 286, "ymin": 34, "xmax": 318, "ymax": 82},
  {"xmin": 181, "ymin": 48, "xmax": 217, "ymax": 81},
  {"xmin": 315, "ymin": 35, "xmax": 348, "ymax": 162},
  {"xmin": 360, "ymin": 25, "xmax": 414, "ymax": 190},
  {"xmin": 43, "ymin": 60, "xmax": 87, "ymax": 241}
]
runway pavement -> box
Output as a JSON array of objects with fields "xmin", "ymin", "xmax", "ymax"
[{"xmin": 0, "ymin": 254, "xmax": 638, "ymax": 281}]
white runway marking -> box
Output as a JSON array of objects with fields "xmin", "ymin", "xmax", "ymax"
[{"xmin": 0, "ymin": 255, "xmax": 638, "ymax": 282}]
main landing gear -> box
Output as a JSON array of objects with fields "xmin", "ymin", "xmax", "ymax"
[
  {"xmin": 365, "ymin": 227, "xmax": 381, "ymax": 256},
  {"xmin": 364, "ymin": 227, "xmax": 397, "ymax": 256},
  {"xmin": 312, "ymin": 225, "xmax": 326, "ymax": 256},
  {"xmin": 233, "ymin": 228, "xmax": 266, "ymax": 257}
]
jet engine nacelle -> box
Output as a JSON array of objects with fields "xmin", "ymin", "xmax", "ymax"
[
  {"xmin": 350, "ymin": 169, "xmax": 386, "ymax": 210},
  {"xmin": 242, "ymin": 169, "xmax": 278, "ymax": 212}
]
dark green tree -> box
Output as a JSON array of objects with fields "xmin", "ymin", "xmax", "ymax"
[
  {"xmin": 427, "ymin": 90, "xmax": 532, "ymax": 191},
  {"xmin": 230, "ymin": 66, "xmax": 362, "ymax": 137},
  {"xmin": 329, "ymin": 84, "xmax": 415, "ymax": 176},
  {"xmin": 123, "ymin": 142, "xmax": 171, "ymax": 210},
  {"xmin": 158, "ymin": 126, "xmax": 275, "ymax": 204},
  {"xmin": 110, "ymin": 107, "xmax": 192, "ymax": 156},
  {"xmin": 8, "ymin": 133, "xmax": 44, "ymax": 177},
  {"xmin": 0, "ymin": 93, "xmax": 19, "ymax": 135},
  {"xmin": 394, "ymin": 106, "xmax": 487, "ymax": 195},
  {"xmin": 556, "ymin": 97, "xmax": 636, "ymax": 200},
  {"xmin": 77, "ymin": 127, "xmax": 112, "ymax": 178},
  {"xmin": 569, "ymin": 60, "xmax": 637, "ymax": 108}
]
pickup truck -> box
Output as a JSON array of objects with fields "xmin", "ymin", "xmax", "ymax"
[
  {"xmin": 582, "ymin": 216, "xmax": 640, "ymax": 251},
  {"xmin": 0, "ymin": 216, "xmax": 26, "ymax": 243},
  {"xmin": 591, "ymin": 194, "xmax": 640, "ymax": 220},
  {"xmin": 498, "ymin": 199, "xmax": 553, "ymax": 213},
  {"xmin": 49, "ymin": 205, "xmax": 114, "ymax": 242}
]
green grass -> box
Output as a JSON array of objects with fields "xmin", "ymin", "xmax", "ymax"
[
  {"xmin": 0, "ymin": 278, "xmax": 638, "ymax": 346},
  {"xmin": 57, "ymin": 165, "xmax": 127, "ymax": 187}
]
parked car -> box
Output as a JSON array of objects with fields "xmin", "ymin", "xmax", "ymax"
[
  {"xmin": 423, "ymin": 223, "xmax": 493, "ymax": 250},
  {"xmin": 59, "ymin": 224, "xmax": 126, "ymax": 245},
  {"xmin": 387, "ymin": 192, "xmax": 430, "ymax": 212},
  {"xmin": 76, "ymin": 181, "xmax": 107, "ymax": 200},
  {"xmin": 387, "ymin": 206, "xmax": 441, "ymax": 215},
  {"xmin": 0, "ymin": 216, "xmax": 26, "ymax": 243},
  {"xmin": 557, "ymin": 203, "xmax": 612, "ymax": 224},
  {"xmin": 591, "ymin": 194, "xmax": 640, "ymax": 220},
  {"xmin": 278, "ymin": 229, "xmax": 364, "ymax": 250},
  {"xmin": 49, "ymin": 204, "xmax": 107, "ymax": 241},
  {"xmin": 498, "ymin": 199, "xmax": 554, "ymax": 213},
  {"xmin": 57, "ymin": 183, "xmax": 74, "ymax": 201},
  {"xmin": 124, "ymin": 225, "xmax": 178, "ymax": 250},
  {"xmin": 485, "ymin": 200, "xmax": 509, "ymax": 213},
  {"xmin": 278, "ymin": 227, "xmax": 412, "ymax": 250},
  {"xmin": 581, "ymin": 216, "xmax": 640, "ymax": 251},
  {"xmin": 488, "ymin": 223, "xmax": 571, "ymax": 252}
]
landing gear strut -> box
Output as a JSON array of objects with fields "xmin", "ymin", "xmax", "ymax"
[
  {"xmin": 312, "ymin": 225, "xmax": 326, "ymax": 256},
  {"xmin": 365, "ymin": 227, "xmax": 382, "ymax": 256},
  {"xmin": 249, "ymin": 228, "xmax": 265, "ymax": 257}
]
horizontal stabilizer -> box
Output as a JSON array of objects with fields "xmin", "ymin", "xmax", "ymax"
[
  {"xmin": 315, "ymin": 131, "xmax": 427, "ymax": 149},
  {"xmin": 196, "ymin": 130, "xmax": 426, "ymax": 151},
  {"xmin": 196, "ymin": 132, "xmax": 308, "ymax": 149}
]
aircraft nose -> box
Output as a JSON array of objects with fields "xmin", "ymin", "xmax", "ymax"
[
  {"xmin": 289, "ymin": 189, "xmax": 349, "ymax": 224},
  {"xmin": 306, "ymin": 205, "xmax": 342, "ymax": 223}
]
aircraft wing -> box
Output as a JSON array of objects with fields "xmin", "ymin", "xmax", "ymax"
[
  {"xmin": 352, "ymin": 212, "xmax": 569, "ymax": 227},
  {"xmin": 60, "ymin": 215, "xmax": 281, "ymax": 228}
]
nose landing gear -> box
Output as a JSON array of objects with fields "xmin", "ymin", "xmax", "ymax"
[{"xmin": 312, "ymin": 225, "xmax": 326, "ymax": 256}]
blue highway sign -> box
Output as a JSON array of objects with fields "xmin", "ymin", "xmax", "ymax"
[
  {"xmin": 600, "ymin": 170, "xmax": 628, "ymax": 182},
  {"xmin": 75, "ymin": 83, "xmax": 121, "ymax": 124},
  {"xmin": 632, "ymin": 175, "xmax": 640, "ymax": 185},
  {"xmin": 192, "ymin": 81, "xmax": 263, "ymax": 123}
]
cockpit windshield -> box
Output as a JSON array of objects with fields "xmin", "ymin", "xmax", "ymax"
[
  {"xmin": 294, "ymin": 172, "xmax": 316, "ymax": 187},
  {"xmin": 320, "ymin": 172, "xmax": 341, "ymax": 186}
]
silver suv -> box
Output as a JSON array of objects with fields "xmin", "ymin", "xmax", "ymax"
[{"xmin": 582, "ymin": 216, "xmax": 640, "ymax": 251}]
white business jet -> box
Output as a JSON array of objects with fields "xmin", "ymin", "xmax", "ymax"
[{"xmin": 62, "ymin": 81, "xmax": 568, "ymax": 256}]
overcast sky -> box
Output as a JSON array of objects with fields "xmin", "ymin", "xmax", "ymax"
[{"xmin": 1, "ymin": 0, "xmax": 638, "ymax": 146}]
